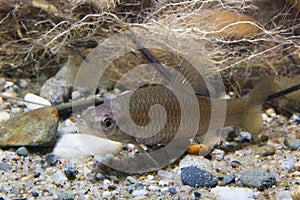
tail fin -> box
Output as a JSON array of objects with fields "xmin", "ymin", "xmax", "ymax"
[{"xmin": 240, "ymin": 77, "xmax": 275, "ymax": 140}]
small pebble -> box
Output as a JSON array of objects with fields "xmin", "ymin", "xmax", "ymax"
[
  {"xmin": 16, "ymin": 147, "xmax": 29, "ymax": 157},
  {"xmin": 0, "ymin": 162, "xmax": 12, "ymax": 172},
  {"xmin": 157, "ymin": 170, "xmax": 173, "ymax": 179},
  {"xmin": 181, "ymin": 166, "xmax": 218, "ymax": 187},
  {"xmin": 179, "ymin": 155, "xmax": 213, "ymax": 172},
  {"xmin": 220, "ymin": 127, "xmax": 237, "ymax": 142},
  {"xmin": 223, "ymin": 174, "xmax": 235, "ymax": 185},
  {"xmin": 276, "ymin": 191, "xmax": 292, "ymax": 200},
  {"xmin": 64, "ymin": 163, "xmax": 78, "ymax": 180},
  {"xmin": 254, "ymin": 145, "xmax": 276, "ymax": 157},
  {"xmin": 148, "ymin": 185, "xmax": 160, "ymax": 192},
  {"xmin": 102, "ymin": 191, "xmax": 112, "ymax": 198},
  {"xmin": 290, "ymin": 139, "xmax": 300, "ymax": 151},
  {"xmin": 230, "ymin": 160, "xmax": 241, "ymax": 168},
  {"xmin": 239, "ymin": 168, "xmax": 277, "ymax": 190},
  {"xmin": 126, "ymin": 176, "xmax": 137, "ymax": 184},
  {"xmin": 211, "ymin": 187, "xmax": 254, "ymax": 200},
  {"xmin": 194, "ymin": 191, "xmax": 201, "ymax": 197},
  {"xmin": 24, "ymin": 93, "xmax": 51, "ymax": 110},
  {"xmin": 169, "ymin": 188, "xmax": 177, "ymax": 194},
  {"xmin": 0, "ymin": 111, "xmax": 10, "ymax": 122},
  {"xmin": 281, "ymin": 156, "xmax": 295, "ymax": 172},
  {"xmin": 71, "ymin": 91, "xmax": 82, "ymax": 100},
  {"xmin": 45, "ymin": 154, "xmax": 58, "ymax": 165},
  {"xmin": 57, "ymin": 192, "xmax": 75, "ymax": 200},
  {"xmin": 213, "ymin": 149, "xmax": 225, "ymax": 161},
  {"xmin": 31, "ymin": 191, "xmax": 39, "ymax": 197},
  {"xmin": 234, "ymin": 131, "xmax": 252, "ymax": 143},
  {"xmin": 132, "ymin": 189, "xmax": 148, "ymax": 197}
]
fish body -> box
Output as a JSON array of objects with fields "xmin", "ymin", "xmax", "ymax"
[{"xmin": 83, "ymin": 78, "xmax": 274, "ymax": 145}]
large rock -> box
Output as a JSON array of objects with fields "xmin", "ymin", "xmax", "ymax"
[{"xmin": 0, "ymin": 107, "xmax": 59, "ymax": 147}]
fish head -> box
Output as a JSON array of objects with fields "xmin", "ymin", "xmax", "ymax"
[{"xmin": 81, "ymin": 101, "xmax": 133, "ymax": 143}]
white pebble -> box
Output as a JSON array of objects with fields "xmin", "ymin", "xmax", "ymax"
[
  {"xmin": 102, "ymin": 191, "xmax": 112, "ymax": 198},
  {"xmin": 157, "ymin": 170, "xmax": 173, "ymax": 179},
  {"xmin": 276, "ymin": 191, "xmax": 292, "ymax": 200},
  {"xmin": 24, "ymin": 93, "xmax": 51, "ymax": 110},
  {"xmin": 71, "ymin": 91, "xmax": 82, "ymax": 100},
  {"xmin": 147, "ymin": 175, "xmax": 154, "ymax": 180},
  {"xmin": 281, "ymin": 156, "xmax": 295, "ymax": 172},
  {"xmin": 0, "ymin": 111, "xmax": 10, "ymax": 122},
  {"xmin": 103, "ymin": 179, "xmax": 111, "ymax": 185},
  {"xmin": 211, "ymin": 187, "xmax": 254, "ymax": 200},
  {"xmin": 52, "ymin": 171, "xmax": 67, "ymax": 186},
  {"xmin": 161, "ymin": 187, "xmax": 169, "ymax": 193},
  {"xmin": 179, "ymin": 155, "xmax": 213, "ymax": 172},
  {"xmin": 148, "ymin": 185, "xmax": 160, "ymax": 192},
  {"xmin": 60, "ymin": 126, "xmax": 77, "ymax": 134},
  {"xmin": 213, "ymin": 149, "xmax": 225, "ymax": 161},
  {"xmin": 132, "ymin": 189, "xmax": 148, "ymax": 197},
  {"xmin": 53, "ymin": 134, "xmax": 122, "ymax": 162}
]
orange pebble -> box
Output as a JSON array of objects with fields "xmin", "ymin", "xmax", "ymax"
[{"xmin": 187, "ymin": 144, "xmax": 210, "ymax": 156}]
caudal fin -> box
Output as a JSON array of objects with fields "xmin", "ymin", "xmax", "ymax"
[{"xmin": 240, "ymin": 77, "xmax": 275, "ymax": 140}]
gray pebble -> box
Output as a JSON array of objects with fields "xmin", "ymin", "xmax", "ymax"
[
  {"xmin": 234, "ymin": 131, "xmax": 252, "ymax": 143},
  {"xmin": 169, "ymin": 188, "xmax": 177, "ymax": 194},
  {"xmin": 148, "ymin": 185, "xmax": 160, "ymax": 192},
  {"xmin": 31, "ymin": 191, "xmax": 39, "ymax": 197},
  {"xmin": 157, "ymin": 170, "xmax": 173, "ymax": 179},
  {"xmin": 16, "ymin": 147, "xmax": 28, "ymax": 156},
  {"xmin": 158, "ymin": 180, "xmax": 169, "ymax": 186},
  {"xmin": 64, "ymin": 163, "xmax": 78, "ymax": 180},
  {"xmin": 290, "ymin": 139, "xmax": 300, "ymax": 150},
  {"xmin": 102, "ymin": 191, "xmax": 112, "ymax": 198},
  {"xmin": 57, "ymin": 192, "xmax": 75, "ymax": 200},
  {"xmin": 179, "ymin": 155, "xmax": 212, "ymax": 172},
  {"xmin": 45, "ymin": 154, "xmax": 58, "ymax": 165},
  {"xmin": 254, "ymin": 145, "xmax": 276, "ymax": 156},
  {"xmin": 0, "ymin": 162, "xmax": 12, "ymax": 172},
  {"xmin": 223, "ymin": 174, "xmax": 235, "ymax": 185},
  {"xmin": 40, "ymin": 77, "xmax": 73, "ymax": 105},
  {"xmin": 126, "ymin": 176, "xmax": 137, "ymax": 184},
  {"xmin": 239, "ymin": 168, "xmax": 277, "ymax": 190},
  {"xmin": 181, "ymin": 166, "xmax": 218, "ymax": 187},
  {"xmin": 132, "ymin": 189, "xmax": 148, "ymax": 197}
]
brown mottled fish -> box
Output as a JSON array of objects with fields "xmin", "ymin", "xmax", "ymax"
[{"xmin": 81, "ymin": 77, "xmax": 274, "ymax": 150}]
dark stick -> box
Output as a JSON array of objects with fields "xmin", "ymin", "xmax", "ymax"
[
  {"xmin": 265, "ymin": 84, "xmax": 300, "ymax": 101},
  {"xmin": 127, "ymin": 33, "xmax": 173, "ymax": 82}
]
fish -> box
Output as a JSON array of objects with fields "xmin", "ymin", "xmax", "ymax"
[{"xmin": 81, "ymin": 77, "xmax": 275, "ymax": 149}]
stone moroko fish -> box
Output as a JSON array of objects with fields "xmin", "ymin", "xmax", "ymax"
[{"xmin": 81, "ymin": 78, "xmax": 275, "ymax": 149}]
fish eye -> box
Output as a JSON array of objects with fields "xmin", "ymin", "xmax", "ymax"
[{"xmin": 101, "ymin": 115, "xmax": 115, "ymax": 130}]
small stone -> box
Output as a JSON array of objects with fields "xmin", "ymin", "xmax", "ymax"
[
  {"xmin": 18, "ymin": 79, "xmax": 29, "ymax": 88},
  {"xmin": 213, "ymin": 149, "xmax": 225, "ymax": 161},
  {"xmin": 254, "ymin": 145, "xmax": 276, "ymax": 157},
  {"xmin": 16, "ymin": 147, "xmax": 29, "ymax": 156},
  {"xmin": 71, "ymin": 91, "xmax": 82, "ymax": 100},
  {"xmin": 57, "ymin": 192, "xmax": 75, "ymax": 200},
  {"xmin": 181, "ymin": 166, "xmax": 218, "ymax": 187},
  {"xmin": 45, "ymin": 154, "xmax": 58, "ymax": 165},
  {"xmin": 276, "ymin": 191, "xmax": 292, "ymax": 200},
  {"xmin": 187, "ymin": 144, "xmax": 210, "ymax": 156},
  {"xmin": 161, "ymin": 187, "xmax": 169, "ymax": 193},
  {"xmin": 96, "ymin": 173, "xmax": 105, "ymax": 181},
  {"xmin": 31, "ymin": 191, "xmax": 39, "ymax": 197},
  {"xmin": 194, "ymin": 191, "xmax": 201, "ymax": 197},
  {"xmin": 148, "ymin": 185, "xmax": 160, "ymax": 192},
  {"xmin": 0, "ymin": 111, "xmax": 10, "ymax": 122},
  {"xmin": 239, "ymin": 168, "xmax": 277, "ymax": 190},
  {"xmin": 169, "ymin": 188, "xmax": 177, "ymax": 194},
  {"xmin": 290, "ymin": 139, "xmax": 300, "ymax": 151},
  {"xmin": 24, "ymin": 93, "xmax": 51, "ymax": 110},
  {"xmin": 132, "ymin": 189, "xmax": 148, "ymax": 197},
  {"xmin": 223, "ymin": 174, "xmax": 235, "ymax": 185},
  {"xmin": 230, "ymin": 160, "xmax": 241, "ymax": 168},
  {"xmin": 0, "ymin": 162, "xmax": 11, "ymax": 172},
  {"xmin": 64, "ymin": 163, "xmax": 78, "ymax": 180},
  {"xmin": 102, "ymin": 191, "xmax": 112, "ymax": 198},
  {"xmin": 211, "ymin": 187, "xmax": 254, "ymax": 200},
  {"xmin": 53, "ymin": 171, "xmax": 68, "ymax": 186},
  {"xmin": 259, "ymin": 134, "xmax": 269, "ymax": 142},
  {"xmin": 179, "ymin": 155, "xmax": 213, "ymax": 172},
  {"xmin": 0, "ymin": 107, "xmax": 59, "ymax": 147},
  {"xmin": 157, "ymin": 170, "xmax": 173, "ymax": 179},
  {"xmin": 126, "ymin": 176, "xmax": 137, "ymax": 184},
  {"xmin": 281, "ymin": 156, "xmax": 295, "ymax": 172},
  {"xmin": 234, "ymin": 131, "xmax": 252, "ymax": 143},
  {"xmin": 40, "ymin": 77, "xmax": 73, "ymax": 105}
]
